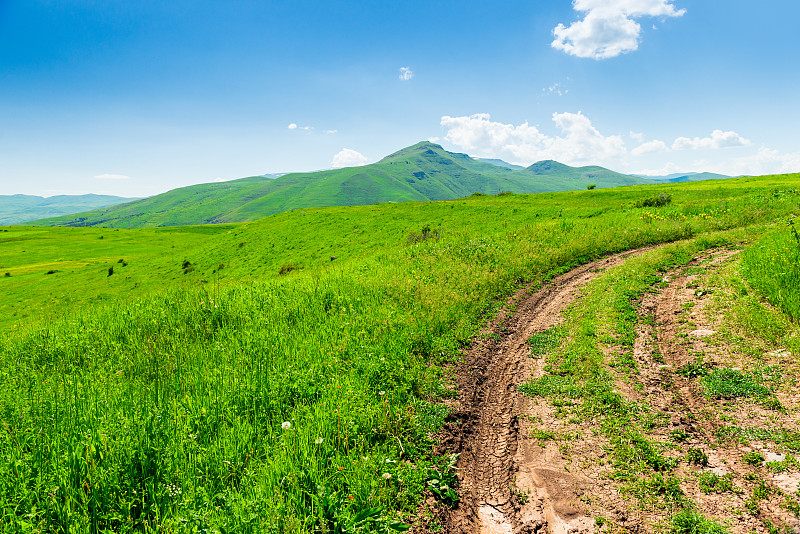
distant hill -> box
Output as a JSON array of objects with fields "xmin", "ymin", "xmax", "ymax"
[
  {"xmin": 476, "ymin": 158, "xmax": 525, "ymax": 170},
  {"xmin": 28, "ymin": 142, "xmax": 656, "ymax": 229},
  {"xmin": 633, "ymin": 171, "xmax": 731, "ymax": 182},
  {"xmin": 0, "ymin": 194, "xmax": 138, "ymax": 225},
  {"xmin": 525, "ymin": 160, "xmax": 646, "ymax": 188}
]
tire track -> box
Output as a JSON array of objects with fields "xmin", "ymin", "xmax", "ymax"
[{"xmin": 432, "ymin": 247, "xmax": 655, "ymax": 534}]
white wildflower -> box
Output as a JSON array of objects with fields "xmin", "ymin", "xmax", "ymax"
[
  {"xmin": 382, "ymin": 473, "xmax": 392, "ymax": 480},
  {"xmin": 281, "ymin": 421, "xmax": 291, "ymax": 430},
  {"xmin": 315, "ymin": 438, "xmax": 324, "ymax": 444}
]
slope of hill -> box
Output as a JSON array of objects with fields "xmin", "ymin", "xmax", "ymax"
[
  {"xmin": 0, "ymin": 193, "xmax": 138, "ymax": 225},
  {"xmin": 28, "ymin": 142, "xmax": 655, "ymax": 229}
]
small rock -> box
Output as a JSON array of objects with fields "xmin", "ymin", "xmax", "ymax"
[
  {"xmin": 766, "ymin": 349, "xmax": 791, "ymax": 358},
  {"xmin": 707, "ymin": 465, "xmax": 727, "ymax": 476},
  {"xmin": 689, "ymin": 329, "xmax": 715, "ymax": 337},
  {"xmin": 765, "ymin": 451, "xmax": 786, "ymax": 463}
]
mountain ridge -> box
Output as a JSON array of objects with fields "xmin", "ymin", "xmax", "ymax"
[
  {"xmin": 25, "ymin": 141, "xmax": 657, "ymax": 229},
  {"xmin": 0, "ymin": 193, "xmax": 139, "ymax": 225}
]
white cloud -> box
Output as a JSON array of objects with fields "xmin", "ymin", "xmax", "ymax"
[
  {"xmin": 399, "ymin": 66, "xmax": 414, "ymax": 81},
  {"xmin": 672, "ymin": 129, "xmax": 751, "ymax": 150},
  {"xmin": 631, "ymin": 139, "xmax": 669, "ymax": 155},
  {"xmin": 331, "ymin": 148, "xmax": 368, "ymax": 168},
  {"xmin": 552, "ymin": 0, "xmax": 685, "ymax": 59},
  {"xmin": 325, "ymin": 129, "xmax": 338, "ymax": 134},
  {"xmin": 288, "ymin": 123, "xmax": 298, "ymax": 130},
  {"xmin": 94, "ymin": 173, "xmax": 129, "ymax": 180},
  {"xmin": 440, "ymin": 112, "xmax": 625, "ymax": 166},
  {"xmin": 719, "ymin": 147, "xmax": 800, "ymax": 176},
  {"xmin": 288, "ymin": 123, "xmax": 312, "ymax": 131}
]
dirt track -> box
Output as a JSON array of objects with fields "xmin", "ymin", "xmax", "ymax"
[
  {"xmin": 431, "ymin": 249, "xmax": 652, "ymax": 534},
  {"xmin": 423, "ymin": 246, "xmax": 800, "ymax": 534}
]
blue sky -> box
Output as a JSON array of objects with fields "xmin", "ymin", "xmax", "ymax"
[{"xmin": 1, "ymin": 0, "xmax": 799, "ymax": 197}]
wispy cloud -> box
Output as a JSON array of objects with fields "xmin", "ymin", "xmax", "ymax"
[
  {"xmin": 399, "ymin": 66, "xmax": 414, "ymax": 81},
  {"xmin": 543, "ymin": 83, "xmax": 567, "ymax": 96},
  {"xmin": 94, "ymin": 173, "xmax": 130, "ymax": 180},
  {"xmin": 552, "ymin": 0, "xmax": 686, "ymax": 59},
  {"xmin": 288, "ymin": 123, "xmax": 313, "ymax": 131},
  {"xmin": 331, "ymin": 148, "xmax": 368, "ymax": 168}
]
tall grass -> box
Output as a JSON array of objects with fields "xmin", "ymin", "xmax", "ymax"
[{"xmin": 741, "ymin": 219, "xmax": 800, "ymax": 322}]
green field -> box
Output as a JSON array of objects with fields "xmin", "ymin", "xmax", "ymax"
[{"xmin": 1, "ymin": 174, "xmax": 799, "ymax": 532}]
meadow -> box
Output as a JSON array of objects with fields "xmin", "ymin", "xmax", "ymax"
[{"xmin": 0, "ymin": 174, "xmax": 799, "ymax": 532}]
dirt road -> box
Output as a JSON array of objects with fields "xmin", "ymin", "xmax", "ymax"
[
  {"xmin": 424, "ymin": 246, "xmax": 800, "ymax": 534},
  {"xmin": 432, "ymin": 249, "xmax": 651, "ymax": 534}
]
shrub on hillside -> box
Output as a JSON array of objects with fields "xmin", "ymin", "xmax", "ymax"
[
  {"xmin": 636, "ymin": 193, "xmax": 672, "ymax": 208},
  {"xmin": 181, "ymin": 259, "xmax": 195, "ymax": 274},
  {"xmin": 407, "ymin": 224, "xmax": 440, "ymax": 244},
  {"xmin": 278, "ymin": 263, "xmax": 303, "ymax": 275}
]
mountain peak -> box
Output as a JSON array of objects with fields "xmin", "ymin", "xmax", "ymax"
[
  {"xmin": 526, "ymin": 160, "xmax": 573, "ymax": 174},
  {"xmin": 379, "ymin": 141, "xmax": 447, "ymax": 162}
]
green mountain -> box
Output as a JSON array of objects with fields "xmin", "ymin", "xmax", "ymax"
[
  {"xmin": 27, "ymin": 142, "xmax": 655, "ymax": 229},
  {"xmin": 524, "ymin": 160, "xmax": 647, "ymax": 189},
  {"xmin": 0, "ymin": 194, "xmax": 138, "ymax": 225}
]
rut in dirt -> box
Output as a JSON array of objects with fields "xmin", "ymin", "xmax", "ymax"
[{"xmin": 432, "ymin": 248, "xmax": 653, "ymax": 534}]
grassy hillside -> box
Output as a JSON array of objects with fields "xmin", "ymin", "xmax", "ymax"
[
  {"xmin": 0, "ymin": 194, "xmax": 138, "ymax": 225},
  {"xmin": 28, "ymin": 142, "xmax": 655, "ymax": 229},
  {"xmin": 1, "ymin": 174, "xmax": 798, "ymax": 532}
]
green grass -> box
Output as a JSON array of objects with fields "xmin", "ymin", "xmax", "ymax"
[
  {"xmin": 697, "ymin": 472, "xmax": 738, "ymax": 494},
  {"xmin": 1, "ymin": 174, "xmax": 800, "ymax": 531},
  {"xmin": 741, "ymin": 220, "xmax": 800, "ymax": 322},
  {"xmin": 700, "ymin": 367, "xmax": 774, "ymax": 399},
  {"xmin": 686, "ymin": 448, "xmax": 709, "ymax": 466},
  {"xmin": 527, "ymin": 326, "xmax": 564, "ymax": 358},
  {"xmin": 669, "ymin": 509, "xmax": 727, "ymax": 534}
]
